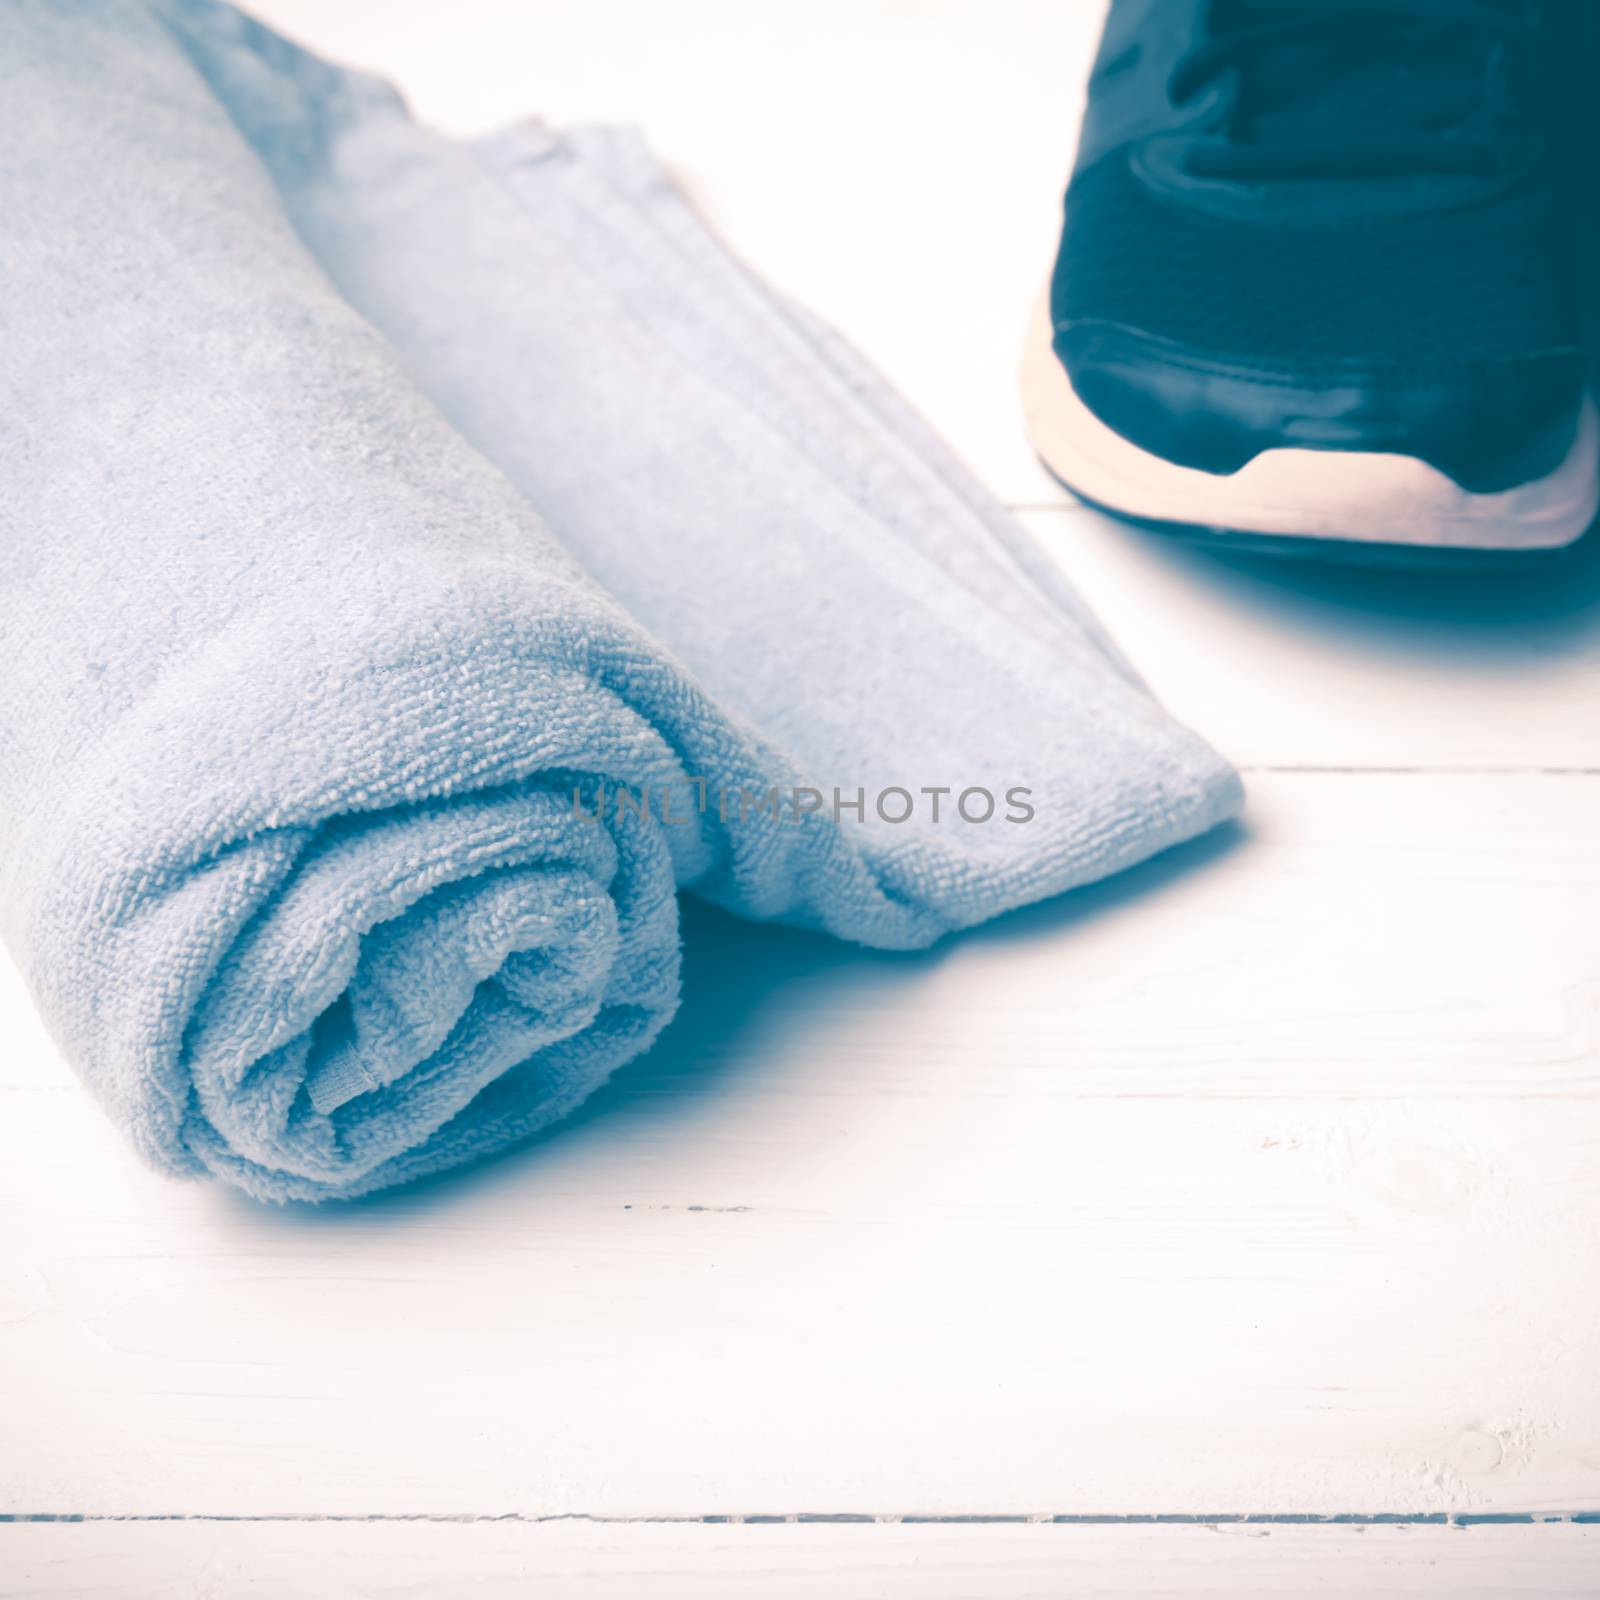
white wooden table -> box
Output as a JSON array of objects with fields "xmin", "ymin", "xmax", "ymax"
[{"xmin": 5, "ymin": 3, "xmax": 1599, "ymax": 1594}]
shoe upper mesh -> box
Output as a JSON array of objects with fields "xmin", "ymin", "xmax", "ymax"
[{"xmin": 1057, "ymin": 154, "xmax": 1577, "ymax": 374}]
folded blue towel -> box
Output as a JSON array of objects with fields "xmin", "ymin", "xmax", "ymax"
[{"xmin": 0, "ymin": 0, "xmax": 1242, "ymax": 1201}]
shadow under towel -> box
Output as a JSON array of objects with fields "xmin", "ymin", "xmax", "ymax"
[{"xmin": 0, "ymin": 0, "xmax": 1242, "ymax": 1201}]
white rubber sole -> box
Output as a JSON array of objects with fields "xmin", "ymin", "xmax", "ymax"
[{"xmin": 1021, "ymin": 291, "xmax": 1599, "ymax": 552}]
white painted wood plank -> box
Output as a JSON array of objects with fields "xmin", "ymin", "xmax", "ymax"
[
  {"xmin": 5, "ymin": 1520, "xmax": 1599, "ymax": 1600},
  {"xmin": 3, "ymin": 775, "xmax": 1597, "ymax": 1519},
  {"xmin": 235, "ymin": 0, "xmax": 1600, "ymax": 773},
  {"xmin": 1022, "ymin": 508, "xmax": 1600, "ymax": 774}
]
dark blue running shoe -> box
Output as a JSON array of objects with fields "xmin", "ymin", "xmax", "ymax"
[{"xmin": 1023, "ymin": 0, "xmax": 1596, "ymax": 554}]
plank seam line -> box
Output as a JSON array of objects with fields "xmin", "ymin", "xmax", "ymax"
[
  {"xmin": 1238, "ymin": 765, "xmax": 1600, "ymax": 777},
  {"xmin": 3, "ymin": 1513, "xmax": 1597, "ymax": 1527},
  {"xmin": 1006, "ymin": 502, "xmax": 1114, "ymax": 514}
]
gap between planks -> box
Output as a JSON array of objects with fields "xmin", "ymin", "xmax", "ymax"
[
  {"xmin": 5, "ymin": 1512, "xmax": 1600, "ymax": 1527},
  {"xmin": 1240, "ymin": 765, "xmax": 1600, "ymax": 776}
]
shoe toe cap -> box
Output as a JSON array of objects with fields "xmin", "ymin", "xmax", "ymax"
[{"xmin": 1056, "ymin": 318, "xmax": 1585, "ymax": 494}]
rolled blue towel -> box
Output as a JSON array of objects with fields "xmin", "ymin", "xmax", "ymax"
[{"xmin": 0, "ymin": 0, "xmax": 1242, "ymax": 1201}]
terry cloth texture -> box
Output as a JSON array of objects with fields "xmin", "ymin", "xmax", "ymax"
[{"xmin": 0, "ymin": 0, "xmax": 1243, "ymax": 1201}]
